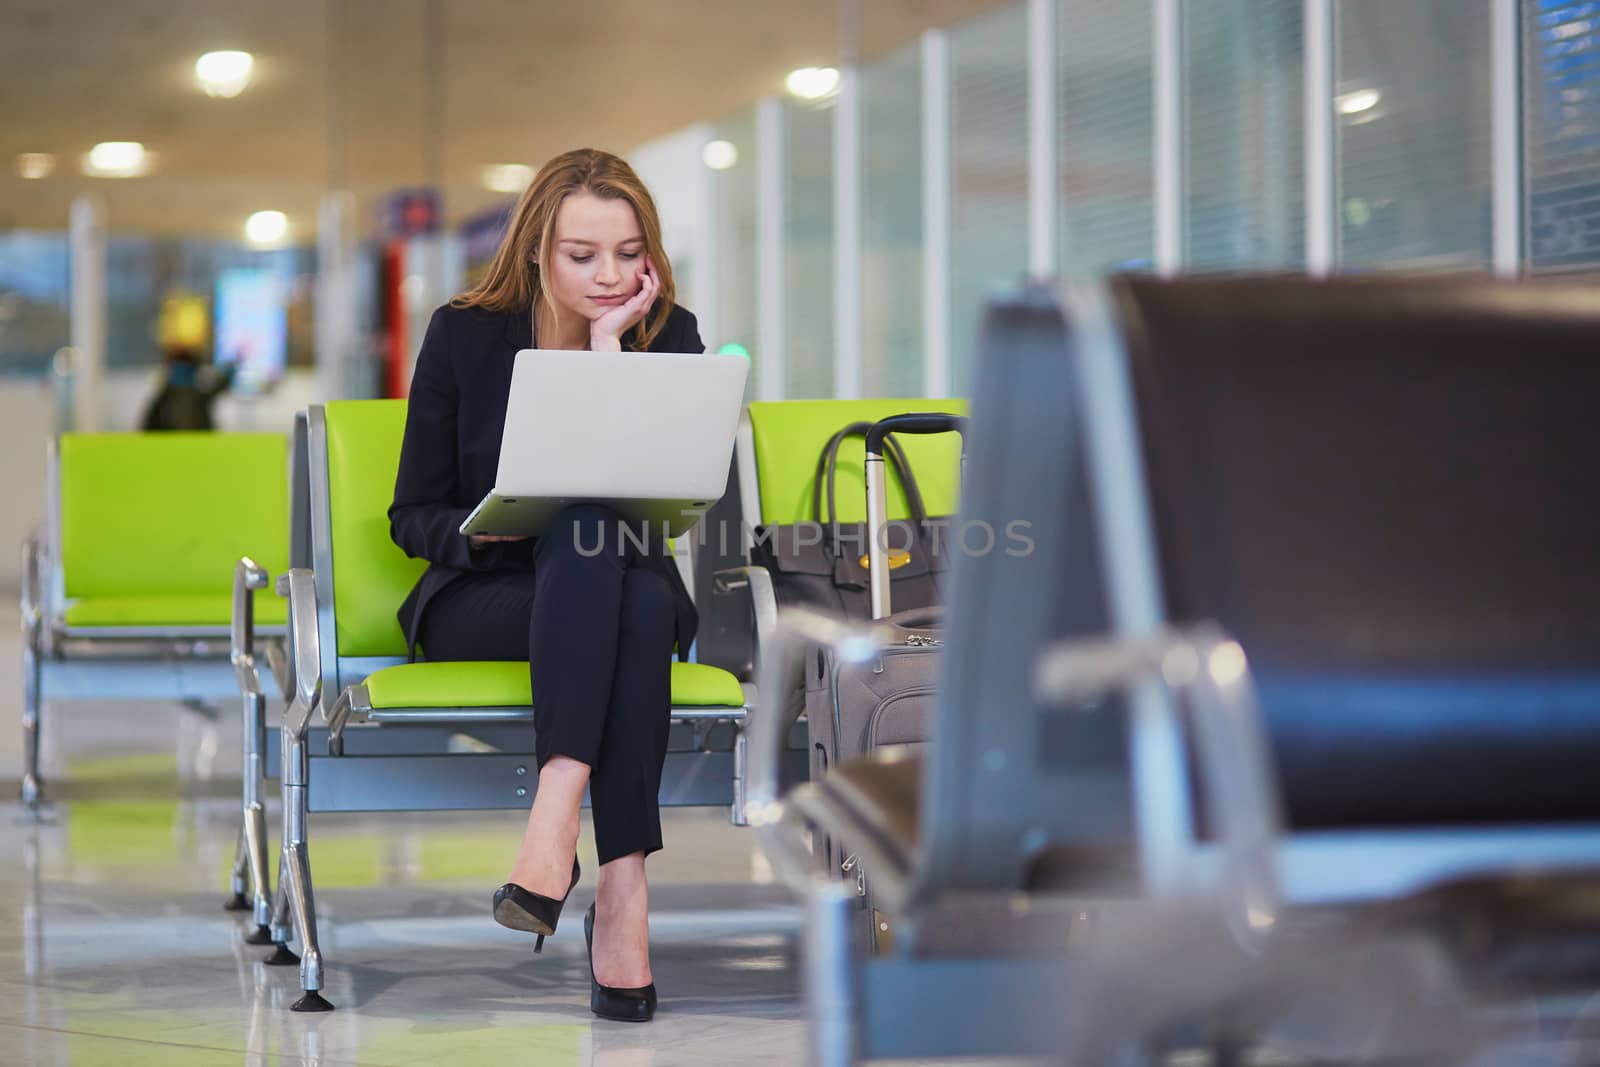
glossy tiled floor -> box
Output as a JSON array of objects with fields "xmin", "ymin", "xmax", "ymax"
[
  {"xmin": 11, "ymin": 599, "xmax": 1594, "ymax": 1067},
  {"xmin": 0, "ymin": 600, "xmax": 811, "ymax": 1066}
]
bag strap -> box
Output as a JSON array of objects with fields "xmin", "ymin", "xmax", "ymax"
[
  {"xmin": 811, "ymin": 422, "xmax": 927, "ymax": 554},
  {"xmin": 830, "ymin": 432, "xmax": 924, "ymax": 536},
  {"xmin": 811, "ymin": 422, "xmax": 871, "ymax": 528}
]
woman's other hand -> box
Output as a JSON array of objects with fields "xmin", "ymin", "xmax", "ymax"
[
  {"xmin": 469, "ymin": 534, "xmax": 529, "ymax": 549},
  {"xmin": 589, "ymin": 254, "xmax": 660, "ymax": 353}
]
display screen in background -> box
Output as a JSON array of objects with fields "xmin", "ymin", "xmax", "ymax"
[{"xmin": 214, "ymin": 268, "xmax": 286, "ymax": 393}]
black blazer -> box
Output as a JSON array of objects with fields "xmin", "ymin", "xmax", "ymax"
[{"xmin": 388, "ymin": 300, "xmax": 706, "ymax": 659}]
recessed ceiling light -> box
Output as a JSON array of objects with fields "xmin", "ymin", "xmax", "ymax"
[
  {"xmin": 196, "ymin": 51, "xmax": 254, "ymax": 98},
  {"xmin": 481, "ymin": 164, "xmax": 533, "ymax": 194},
  {"xmin": 785, "ymin": 67, "xmax": 840, "ymax": 101},
  {"xmin": 83, "ymin": 142, "xmax": 149, "ymax": 178},
  {"xmin": 702, "ymin": 140, "xmax": 739, "ymax": 171},
  {"xmin": 17, "ymin": 153, "xmax": 55, "ymax": 179},
  {"xmin": 1336, "ymin": 88, "xmax": 1381, "ymax": 116},
  {"xmin": 246, "ymin": 210, "xmax": 288, "ymax": 246}
]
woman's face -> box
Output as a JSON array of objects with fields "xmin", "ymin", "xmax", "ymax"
[{"xmin": 543, "ymin": 192, "xmax": 647, "ymax": 322}]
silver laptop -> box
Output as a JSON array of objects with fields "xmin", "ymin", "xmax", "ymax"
[{"xmin": 459, "ymin": 348, "xmax": 749, "ymax": 540}]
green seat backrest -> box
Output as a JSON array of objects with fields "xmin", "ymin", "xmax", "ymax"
[
  {"xmin": 746, "ymin": 399, "xmax": 968, "ymax": 525},
  {"xmin": 59, "ymin": 432, "xmax": 289, "ymax": 598},
  {"xmin": 322, "ymin": 400, "xmax": 426, "ymax": 658}
]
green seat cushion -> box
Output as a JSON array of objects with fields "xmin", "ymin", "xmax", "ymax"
[
  {"xmin": 746, "ymin": 399, "xmax": 968, "ymax": 525},
  {"xmin": 59, "ymin": 432, "xmax": 289, "ymax": 599},
  {"xmin": 362, "ymin": 660, "xmax": 746, "ymax": 710},
  {"xmin": 323, "ymin": 401, "xmax": 427, "ymax": 658},
  {"xmin": 64, "ymin": 593, "xmax": 287, "ymax": 628}
]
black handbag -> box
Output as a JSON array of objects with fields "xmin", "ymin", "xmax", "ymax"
[{"xmin": 751, "ymin": 420, "xmax": 948, "ymax": 620}]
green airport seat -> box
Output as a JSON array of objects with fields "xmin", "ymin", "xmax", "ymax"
[
  {"xmin": 20, "ymin": 431, "xmax": 290, "ymax": 809},
  {"xmin": 696, "ymin": 397, "xmax": 968, "ymax": 699},
  {"xmin": 57, "ymin": 433, "xmax": 289, "ymax": 618},
  {"xmin": 304, "ymin": 400, "xmax": 747, "ymax": 719},
  {"xmin": 744, "ymin": 398, "xmax": 967, "ymax": 528},
  {"xmin": 242, "ymin": 399, "xmax": 756, "ymax": 1012}
]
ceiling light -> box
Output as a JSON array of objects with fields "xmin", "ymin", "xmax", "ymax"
[
  {"xmin": 245, "ymin": 210, "xmax": 288, "ymax": 246},
  {"xmin": 83, "ymin": 142, "xmax": 149, "ymax": 178},
  {"xmin": 1336, "ymin": 88, "xmax": 1381, "ymax": 116},
  {"xmin": 702, "ymin": 140, "xmax": 739, "ymax": 171},
  {"xmin": 196, "ymin": 51, "xmax": 254, "ymax": 98},
  {"xmin": 481, "ymin": 163, "xmax": 533, "ymax": 194},
  {"xmin": 785, "ymin": 67, "xmax": 840, "ymax": 101},
  {"xmin": 17, "ymin": 153, "xmax": 55, "ymax": 179}
]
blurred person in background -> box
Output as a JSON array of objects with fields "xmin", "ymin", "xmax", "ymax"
[{"xmin": 140, "ymin": 294, "xmax": 234, "ymax": 431}]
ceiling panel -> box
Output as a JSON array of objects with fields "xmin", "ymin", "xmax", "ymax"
[{"xmin": 0, "ymin": 0, "xmax": 1011, "ymax": 238}]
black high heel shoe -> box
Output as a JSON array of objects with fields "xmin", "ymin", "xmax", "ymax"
[
  {"xmin": 584, "ymin": 902, "xmax": 657, "ymax": 1022},
  {"xmin": 492, "ymin": 857, "xmax": 581, "ymax": 953}
]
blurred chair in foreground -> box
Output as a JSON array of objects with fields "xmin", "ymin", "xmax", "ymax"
[{"xmin": 748, "ymin": 276, "xmax": 1600, "ymax": 1065}]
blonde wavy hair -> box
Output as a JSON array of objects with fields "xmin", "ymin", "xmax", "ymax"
[{"xmin": 452, "ymin": 148, "xmax": 675, "ymax": 350}]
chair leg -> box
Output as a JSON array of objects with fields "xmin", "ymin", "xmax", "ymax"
[
  {"xmin": 245, "ymin": 802, "xmax": 274, "ymax": 930},
  {"xmin": 234, "ymin": 688, "xmax": 273, "ymax": 925},
  {"xmin": 20, "ymin": 634, "xmax": 43, "ymax": 810},
  {"xmin": 280, "ymin": 728, "xmax": 332, "ymax": 1011},
  {"xmin": 283, "ymin": 842, "xmax": 331, "ymax": 1011},
  {"xmin": 731, "ymin": 729, "xmax": 749, "ymax": 826},
  {"xmin": 257, "ymin": 745, "xmax": 293, "ymax": 954},
  {"xmin": 254, "ymin": 848, "xmax": 294, "ymax": 954},
  {"xmin": 225, "ymin": 822, "xmax": 251, "ymax": 911}
]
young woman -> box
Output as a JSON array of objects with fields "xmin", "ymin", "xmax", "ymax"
[{"xmin": 388, "ymin": 148, "xmax": 705, "ymax": 1022}]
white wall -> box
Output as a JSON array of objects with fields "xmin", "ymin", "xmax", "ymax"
[
  {"xmin": 629, "ymin": 125, "xmax": 716, "ymax": 341},
  {"xmin": 0, "ymin": 379, "xmax": 56, "ymax": 594}
]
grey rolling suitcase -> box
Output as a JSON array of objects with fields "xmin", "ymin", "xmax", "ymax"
[{"xmin": 803, "ymin": 413, "xmax": 967, "ymax": 949}]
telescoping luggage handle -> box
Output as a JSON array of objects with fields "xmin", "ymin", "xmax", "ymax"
[{"xmin": 863, "ymin": 413, "xmax": 970, "ymax": 619}]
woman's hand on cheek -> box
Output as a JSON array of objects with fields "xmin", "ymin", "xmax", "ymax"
[{"xmin": 589, "ymin": 255, "xmax": 659, "ymax": 351}]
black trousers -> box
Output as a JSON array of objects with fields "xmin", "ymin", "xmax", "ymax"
[{"xmin": 417, "ymin": 504, "xmax": 676, "ymax": 865}]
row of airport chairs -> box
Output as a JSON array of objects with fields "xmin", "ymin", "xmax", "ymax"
[{"xmin": 18, "ymin": 391, "xmax": 962, "ymax": 1013}]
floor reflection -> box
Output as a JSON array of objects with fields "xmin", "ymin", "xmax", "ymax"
[{"xmin": 4, "ymin": 727, "xmax": 805, "ymax": 1066}]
